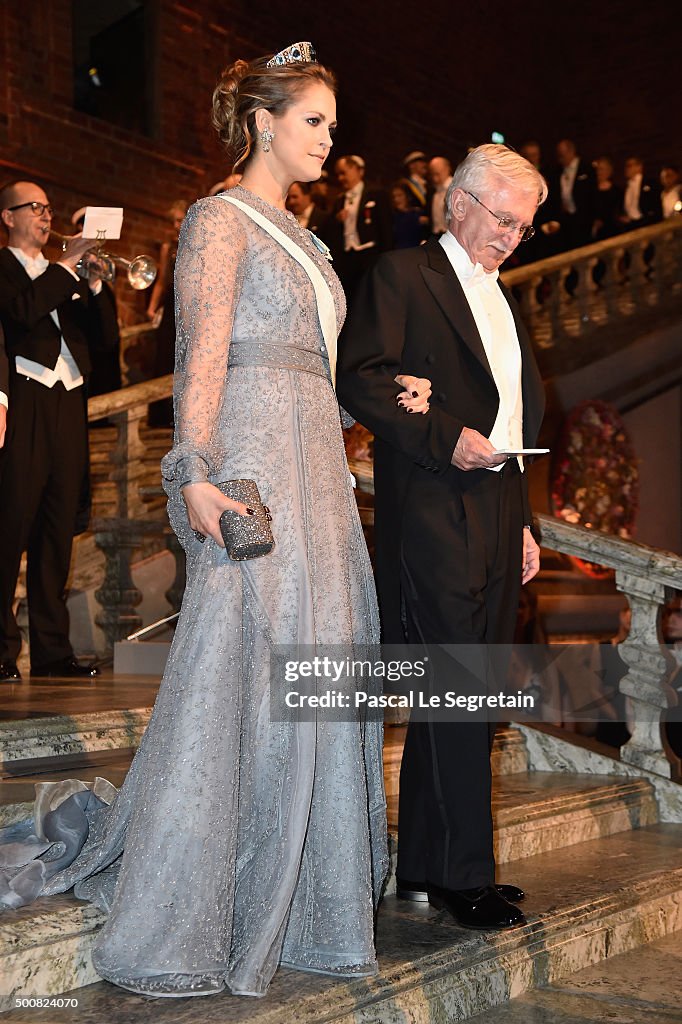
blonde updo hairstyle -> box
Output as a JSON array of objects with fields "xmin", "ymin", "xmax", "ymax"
[{"xmin": 212, "ymin": 54, "xmax": 337, "ymax": 172}]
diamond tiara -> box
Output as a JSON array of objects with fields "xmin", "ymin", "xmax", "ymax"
[{"xmin": 266, "ymin": 41, "xmax": 317, "ymax": 68}]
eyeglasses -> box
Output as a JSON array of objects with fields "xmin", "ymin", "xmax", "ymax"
[
  {"xmin": 5, "ymin": 201, "xmax": 54, "ymax": 217},
  {"xmin": 465, "ymin": 191, "xmax": 534, "ymax": 242}
]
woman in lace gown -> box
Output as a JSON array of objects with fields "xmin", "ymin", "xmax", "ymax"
[{"xmin": 0, "ymin": 46, "xmax": 432, "ymax": 999}]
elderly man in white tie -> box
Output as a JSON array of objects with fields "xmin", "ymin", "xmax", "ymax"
[
  {"xmin": 0, "ymin": 180, "xmax": 118, "ymax": 681},
  {"xmin": 338, "ymin": 145, "xmax": 547, "ymax": 932}
]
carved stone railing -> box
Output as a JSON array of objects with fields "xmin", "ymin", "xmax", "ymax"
[
  {"xmin": 119, "ymin": 321, "xmax": 158, "ymax": 343},
  {"xmin": 501, "ymin": 218, "xmax": 682, "ymax": 377},
  {"xmin": 87, "ymin": 373, "xmax": 180, "ymax": 653},
  {"xmin": 536, "ymin": 514, "xmax": 681, "ymax": 779},
  {"xmin": 352, "ymin": 463, "xmax": 681, "ymax": 780},
  {"xmin": 88, "ymin": 374, "xmax": 173, "ymax": 519}
]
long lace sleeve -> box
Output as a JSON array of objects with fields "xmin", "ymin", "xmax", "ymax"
[{"xmin": 160, "ymin": 197, "xmax": 247, "ymax": 486}]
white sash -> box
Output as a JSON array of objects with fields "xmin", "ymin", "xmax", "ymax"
[{"xmin": 217, "ymin": 194, "xmax": 338, "ymax": 388}]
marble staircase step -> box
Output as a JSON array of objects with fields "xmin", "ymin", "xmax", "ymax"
[
  {"xmin": 0, "ymin": 709, "xmax": 152, "ymax": 777},
  {"xmin": 2, "ymin": 824, "xmax": 682, "ymax": 1020},
  {"xmin": 492, "ymin": 771, "xmax": 658, "ymax": 862},
  {"xmin": 0, "ymin": 755, "xmax": 133, "ymax": 828},
  {"xmin": 0, "ymin": 727, "xmax": 529, "ymax": 835},
  {"xmin": 466, "ymin": 930, "xmax": 682, "ymax": 1023},
  {"xmin": 382, "ymin": 772, "xmax": 658, "ymax": 895},
  {"xmin": 1, "ymin": 896, "xmax": 105, "ymax": 1013},
  {"xmin": 491, "ymin": 726, "xmax": 530, "ymax": 777}
]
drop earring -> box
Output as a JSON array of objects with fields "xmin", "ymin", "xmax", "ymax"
[{"xmin": 260, "ymin": 128, "xmax": 274, "ymax": 152}]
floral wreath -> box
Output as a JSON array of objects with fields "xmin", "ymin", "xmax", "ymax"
[{"xmin": 550, "ymin": 400, "xmax": 639, "ymax": 579}]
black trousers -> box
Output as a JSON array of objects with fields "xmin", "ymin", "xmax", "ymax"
[
  {"xmin": 0, "ymin": 376, "xmax": 87, "ymax": 667},
  {"xmin": 396, "ymin": 461, "xmax": 525, "ymax": 890}
]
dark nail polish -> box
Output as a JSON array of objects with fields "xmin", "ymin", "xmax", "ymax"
[
  {"xmin": 246, "ymin": 507, "xmax": 255, "ymax": 515},
  {"xmin": 412, "ymin": 391, "xmax": 419, "ymax": 398},
  {"xmin": 407, "ymin": 408, "xmax": 415, "ymax": 413}
]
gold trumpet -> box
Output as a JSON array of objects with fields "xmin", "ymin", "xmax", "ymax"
[{"xmin": 50, "ymin": 231, "xmax": 157, "ymax": 290}]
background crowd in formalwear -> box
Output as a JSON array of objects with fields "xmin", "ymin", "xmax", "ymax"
[{"xmin": 275, "ymin": 142, "xmax": 681, "ymax": 291}]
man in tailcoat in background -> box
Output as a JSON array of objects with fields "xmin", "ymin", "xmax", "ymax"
[
  {"xmin": 0, "ymin": 180, "xmax": 119, "ymax": 681},
  {"xmin": 337, "ymin": 144, "xmax": 547, "ymax": 930},
  {"xmin": 319, "ymin": 154, "xmax": 393, "ymax": 302},
  {"xmin": 544, "ymin": 138, "xmax": 596, "ymax": 252}
]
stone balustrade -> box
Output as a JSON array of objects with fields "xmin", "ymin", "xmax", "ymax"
[
  {"xmin": 352, "ymin": 461, "xmax": 682, "ymax": 780},
  {"xmin": 536, "ymin": 515, "xmax": 682, "ymax": 780},
  {"xmin": 87, "ymin": 373, "xmax": 179, "ymax": 651},
  {"xmin": 500, "ymin": 218, "xmax": 682, "ymax": 377},
  {"xmin": 88, "ymin": 373, "xmax": 173, "ymax": 519}
]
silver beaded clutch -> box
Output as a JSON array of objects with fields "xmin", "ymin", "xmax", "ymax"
[{"xmin": 193, "ymin": 480, "xmax": 274, "ymax": 560}]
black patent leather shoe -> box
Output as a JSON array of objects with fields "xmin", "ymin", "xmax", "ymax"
[
  {"xmin": 426, "ymin": 882, "xmax": 527, "ymax": 930},
  {"xmin": 497, "ymin": 883, "xmax": 525, "ymax": 903},
  {"xmin": 32, "ymin": 657, "xmax": 100, "ymax": 679},
  {"xmin": 397, "ymin": 876, "xmax": 525, "ymax": 904},
  {"xmin": 0, "ymin": 660, "xmax": 21, "ymax": 682}
]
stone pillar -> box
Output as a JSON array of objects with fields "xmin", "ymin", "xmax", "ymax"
[
  {"xmin": 614, "ymin": 570, "xmax": 673, "ymax": 778},
  {"xmin": 93, "ymin": 521, "xmax": 144, "ymax": 653}
]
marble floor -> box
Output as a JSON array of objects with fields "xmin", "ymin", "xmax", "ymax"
[
  {"xmin": 0, "ymin": 670, "xmax": 161, "ymax": 721},
  {"xmin": 3, "ymin": 824, "xmax": 682, "ymax": 1023},
  {"xmin": 0, "ymin": 753, "xmax": 133, "ymax": 812}
]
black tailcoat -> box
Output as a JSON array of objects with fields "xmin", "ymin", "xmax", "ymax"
[
  {"xmin": 337, "ymin": 237, "xmax": 544, "ymax": 643},
  {"xmin": 0, "ymin": 248, "xmax": 119, "ymax": 666}
]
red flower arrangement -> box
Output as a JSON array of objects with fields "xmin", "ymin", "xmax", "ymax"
[
  {"xmin": 343, "ymin": 422, "xmax": 373, "ymax": 462},
  {"xmin": 550, "ymin": 400, "xmax": 639, "ymax": 578}
]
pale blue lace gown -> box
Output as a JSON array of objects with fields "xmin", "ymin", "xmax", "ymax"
[{"xmin": 34, "ymin": 187, "xmax": 387, "ymax": 996}]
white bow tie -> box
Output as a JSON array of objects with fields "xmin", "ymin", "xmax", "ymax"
[{"xmin": 21, "ymin": 254, "xmax": 50, "ymax": 280}]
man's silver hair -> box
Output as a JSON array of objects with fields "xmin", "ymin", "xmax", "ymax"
[{"xmin": 445, "ymin": 144, "xmax": 548, "ymax": 223}]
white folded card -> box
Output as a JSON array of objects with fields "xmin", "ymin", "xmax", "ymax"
[
  {"xmin": 494, "ymin": 448, "xmax": 550, "ymax": 456},
  {"xmin": 81, "ymin": 207, "xmax": 123, "ymax": 240}
]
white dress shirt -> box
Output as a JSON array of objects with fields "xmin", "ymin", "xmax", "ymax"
[
  {"xmin": 431, "ymin": 176, "xmax": 452, "ymax": 234},
  {"xmin": 343, "ymin": 183, "xmax": 364, "ymax": 251},
  {"xmin": 624, "ymin": 173, "xmax": 643, "ymax": 221},
  {"xmin": 440, "ymin": 232, "xmax": 524, "ymax": 472},
  {"xmin": 560, "ymin": 158, "xmax": 579, "ymax": 214},
  {"xmin": 8, "ymin": 247, "xmax": 85, "ymax": 391}
]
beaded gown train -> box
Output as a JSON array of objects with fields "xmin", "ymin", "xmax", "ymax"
[{"xmin": 5, "ymin": 187, "xmax": 388, "ymax": 997}]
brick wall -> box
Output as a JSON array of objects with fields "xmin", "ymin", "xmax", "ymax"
[{"xmin": 1, "ymin": 0, "xmax": 680, "ymax": 328}]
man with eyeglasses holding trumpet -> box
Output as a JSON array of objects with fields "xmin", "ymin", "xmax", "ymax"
[{"xmin": 0, "ymin": 180, "xmax": 119, "ymax": 682}]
